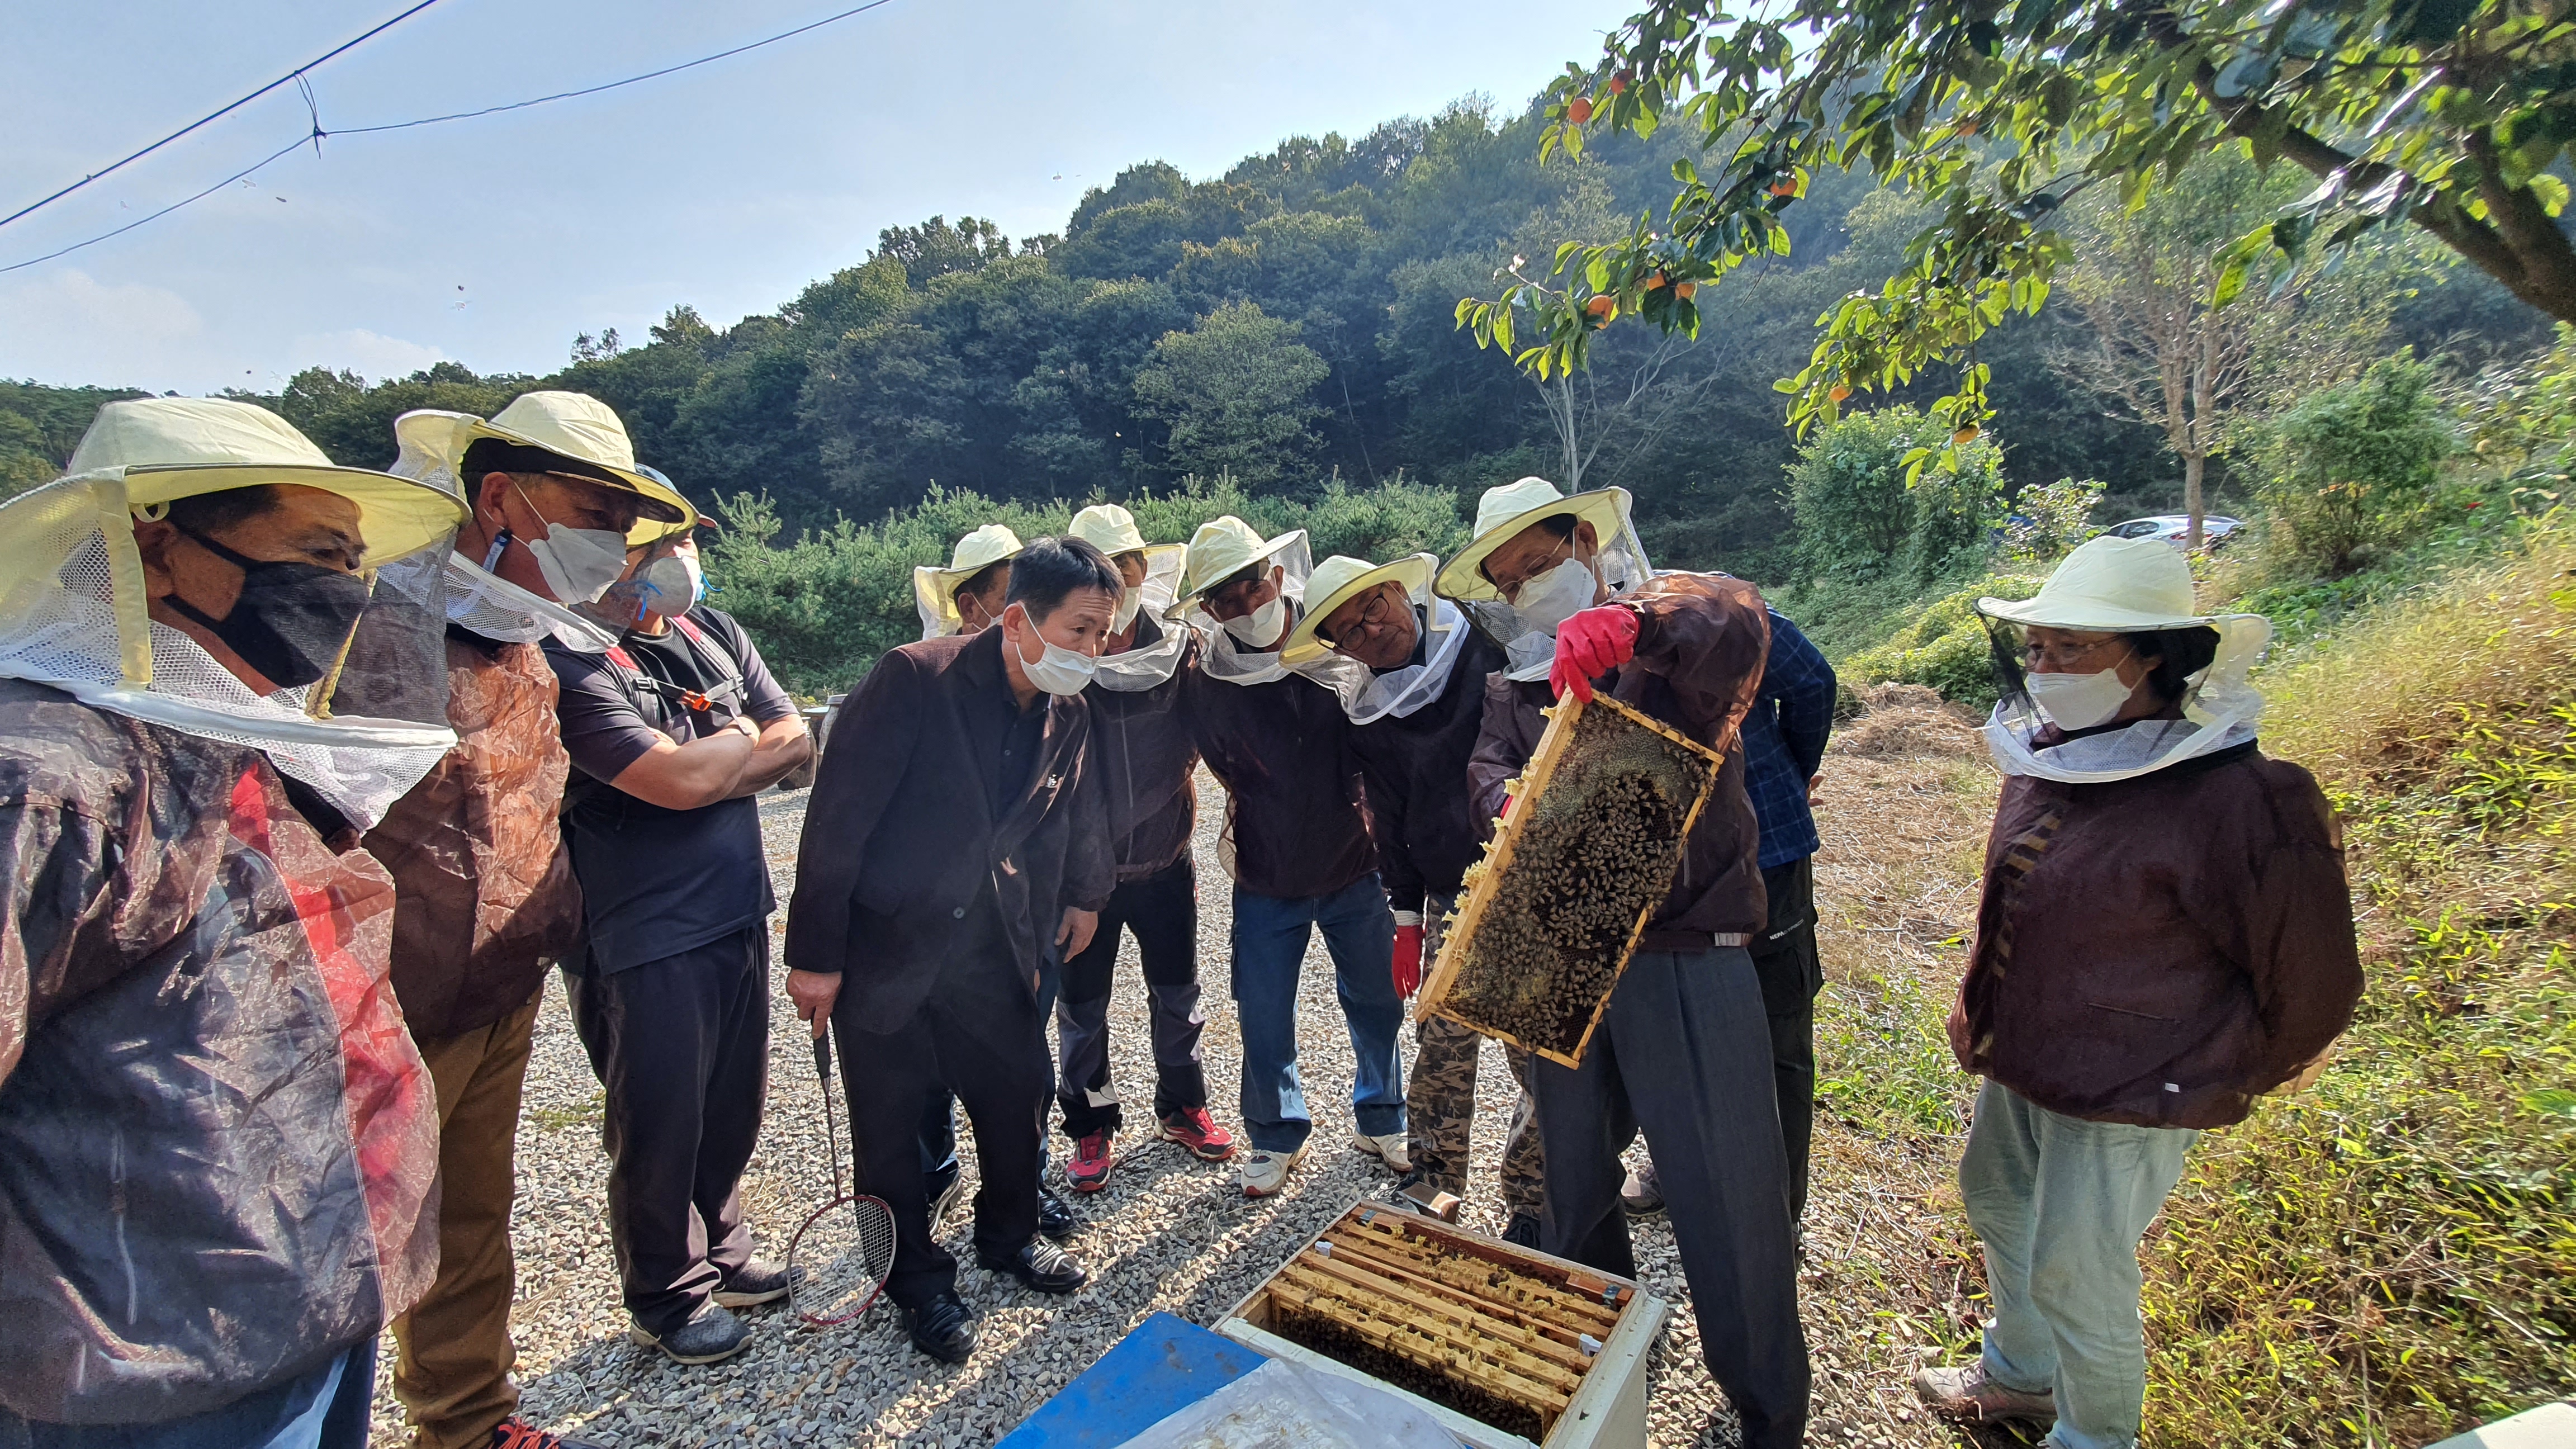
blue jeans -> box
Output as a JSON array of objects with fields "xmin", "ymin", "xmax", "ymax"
[
  {"xmin": 1230, "ymin": 873, "xmax": 1406, "ymax": 1154},
  {"xmin": 0, "ymin": 1338, "xmax": 375, "ymax": 1449},
  {"xmin": 1962, "ymin": 1079, "xmax": 2197, "ymax": 1449}
]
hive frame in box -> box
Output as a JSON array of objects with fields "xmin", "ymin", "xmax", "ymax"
[
  {"xmin": 1415, "ymin": 690, "xmax": 1727, "ymax": 1068},
  {"xmin": 1216, "ymin": 1198, "xmax": 1668, "ymax": 1449}
]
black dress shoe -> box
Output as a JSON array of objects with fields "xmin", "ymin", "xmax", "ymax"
[
  {"xmin": 977, "ymin": 1235, "xmax": 1088, "ymax": 1294},
  {"xmin": 902, "ymin": 1291, "xmax": 977, "ymax": 1363},
  {"xmin": 1037, "ymin": 1185, "xmax": 1078, "ymax": 1241}
]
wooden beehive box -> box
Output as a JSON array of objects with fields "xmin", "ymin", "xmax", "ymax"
[
  {"xmin": 1218, "ymin": 1201, "xmax": 1666, "ymax": 1449},
  {"xmin": 1418, "ymin": 691, "xmax": 1725, "ymax": 1067}
]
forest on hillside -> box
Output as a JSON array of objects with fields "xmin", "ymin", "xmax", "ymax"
[{"xmin": 2, "ymin": 91, "xmax": 2549, "ymax": 584}]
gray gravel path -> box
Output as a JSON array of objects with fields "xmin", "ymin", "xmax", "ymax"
[{"xmin": 364, "ymin": 770, "xmax": 1816, "ymax": 1448}]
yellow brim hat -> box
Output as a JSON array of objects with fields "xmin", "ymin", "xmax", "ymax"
[
  {"xmin": 1436, "ymin": 481, "xmax": 1632, "ymax": 603},
  {"xmin": 1168, "ymin": 517, "xmax": 1307, "ymax": 617},
  {"xmin": 1281, "ymin": 553, "xmax": 1434, "ymax": 666},
  {"xmin": 392, "ymin": 394, "xmax": 689, "ymax": 547}
]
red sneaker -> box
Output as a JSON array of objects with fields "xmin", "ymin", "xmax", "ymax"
[
  {"xmin": 1158, "ymin": 1107, "xmax": 1237, "ymax": 1162},
  {"xmin": 1067, "ymin": 1130, "xmax": 1114, "ymax": 1192}
]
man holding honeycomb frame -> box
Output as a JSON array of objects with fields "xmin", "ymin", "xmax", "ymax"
[{"xmin": 1446, "ymin": 477, "xmax": 1811, "ymax": 1449}]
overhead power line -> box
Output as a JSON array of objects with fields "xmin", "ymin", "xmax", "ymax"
[
  {"xmin": 0, "ymin": 0, "xmax": 444, "ymax": 232},
  {"xmin": 0, "ymin": 0, "xmax": 902, "ymax": 274}
]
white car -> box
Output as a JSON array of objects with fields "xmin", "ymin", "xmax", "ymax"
[{"xmin": 2103, "ymin": 514, "xmax": 2243, "ymax": 547}]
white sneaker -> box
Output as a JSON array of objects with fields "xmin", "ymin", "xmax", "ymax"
[
  {"xmin": 1238, "ymin": 1145, "xmax": 1308, "ymax": 1198},
  {"xmin": 1352, "ymin": 1131, "xmax": 1412, "ymax": 1173}
]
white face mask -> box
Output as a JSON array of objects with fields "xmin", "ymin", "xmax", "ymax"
[
  {"xmin": 1512, "ymin": 556, "xmax": 1599, "ymax": 638},
  {"xmin": 2028, "ymin": 667, "xmax": 2138, "ymax": 730},
  {"xmin": 1011, "ymin": 606, "xmax": 1099, "ymax": 695},
  {"xmin": 633, "ymin": 550, "xmax": 704, "ymax": 621},
  {"xmin": 512, "ymin": 484, "xmax": 631, "ymax": 604},
  {"xmin": 1112, "ymin": 585, "xmax": 1143, "ymax": 633},
  {"xmin": 1220, "ymin": 595, "xmax": 1286, "ymax": 648}
]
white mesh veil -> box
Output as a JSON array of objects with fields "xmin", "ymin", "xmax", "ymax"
[
  {"xmin": 1343, "ymin": 588, "xmax": 1471, "ymax": 726},
  {"xmin": 1981, "ymin": 616, "xmax": 2274, "ymax": 783},
  {"xmin": 389, "ymin": 411, "xmax": 617, "ymax": 652},
  {"xmin": 1092, "ymin": 544, "xmax": 1188, "ymax": 693},
  {"xmin": 1448, "ymin": 494, "xmax": 1654, "ymax": 683},
  {"xmin": 1169, "ymin": 533, "xmax": 1370, "ymax": 706},
  {"xmin": 0, "ymin": 473, "xmax": 462, "ymax": 831}
]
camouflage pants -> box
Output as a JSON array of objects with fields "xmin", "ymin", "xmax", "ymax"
[{"xmin": 1405, "ymin": 894, "xmax": 1546, "ymax": 1218}]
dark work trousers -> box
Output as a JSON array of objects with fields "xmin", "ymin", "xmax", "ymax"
[
  {"xmin": 1533, "ymin": 946, "xmax": 1810, "ymax": 1449},
  {"xmin": 919, "ymin": 953, "xmax": 1061, "ymax": 1195},
  {"xmin": 1057, "ymin": 856, "xmax": 1207, "ymax": 1139},
  {"xmin": 1749, "ymin": 855, "xmax": 1822, "ymax": 1223},
  {"xmin": 563, "ymin": 926, "xmax": 771, "ymax": 1338},
  {"xmin": 844, "ymin": 948, "xmax": 1052, "ymax": 1309}
]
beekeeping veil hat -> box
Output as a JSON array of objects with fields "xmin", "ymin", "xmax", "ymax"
[
  {"xmin": 1975, "ymin": 534, "xmax": 2272, "ymax": 784},
  {"xmin": 1166, "ymin": 516, "xmax": 1368, "ymax": 703},
  {"xmin": 1068, "ymin": 503, "xmax": 1187, "ymax": 691},
  {"xmin": 1281, "ymin": 553, "xmax": 1467, "ymax": 724},
  {"xmin": 388, "ymin": 406, "xmax": 646, "ymax": 652},
  {"xmin": 1437, "ymin": 477, "xmax": 1650, "ymax": 683},
  {"xmin": 0, "ymin": 397, "xmax": 471, "ymax": 830},
  {"xmin": 915, "ymin": 524, "xmax": 1025, "ymax": 640}
]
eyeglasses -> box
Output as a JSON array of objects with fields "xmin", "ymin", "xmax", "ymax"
[
  {"xmin": 1490, "ymin": 538, "xmax": 1574, "ymax": 604},
  {"xmin": 1318, "ymin": 589, "xmax": 1397, "ymax": 648},
  {"xmin": 2021, "ymin": 636, "xmax": 2130, "ymax": 672}
]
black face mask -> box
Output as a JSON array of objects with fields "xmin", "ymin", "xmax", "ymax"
[{"xmin": 161, "ymin": 523, "xmax": 373, "ymax": 689}]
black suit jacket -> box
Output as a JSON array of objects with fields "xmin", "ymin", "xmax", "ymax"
[{"xmin": 784, "ymin": 628, "xmax": 1114, "ymax": 1030}]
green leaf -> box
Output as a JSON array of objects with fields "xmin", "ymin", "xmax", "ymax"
[{"xmin": 2521, "ymin": 1088, "xmax": 2576, "ymax": 1119}]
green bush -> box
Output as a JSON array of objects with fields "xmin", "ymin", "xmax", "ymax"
[
  {"xmin": 1788, "ymin": 405, "xmax": 2005, "ymax": 585},
  {"xmin": 2004, "ymin": 476, "xmax": 2106, "ymax": 564},
  {"xmin": 704, "ymin": 472, "xmax": 1466, "ymax": 695},
  {"xmin": 2251, "ymin": 354, "xmax": 2456, "ymax": 576},
  {"xmin": 1840, "ymin": 572, "xmax": 2044, "ymax": 708}
]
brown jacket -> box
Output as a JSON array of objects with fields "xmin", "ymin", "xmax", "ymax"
[
  {"xmin": 1467, "ymin": 572, "xmax": 1772, "ymax": 944},
  {"xmin": 1087, "ymin": 613, "xmax": 1200, "ymax": 881},
  {"xmin": 1182, "ymin": 659, "xmax": 1375, "ymax": 901},
  {"xmin": 363, "ymin": 628, "xmax": 585, "ymax": 1041},
  {"xmin": 784, "ymin": 628, "xmax": 1114, "ymax": 1029},
  {"xmin": 1961, "ymin": 739, "xmax": 2362, "ymax": 1128}
]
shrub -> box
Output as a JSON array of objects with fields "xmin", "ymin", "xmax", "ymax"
[
  {"xmin": 1839, "ymin": 572, "xmax": 2043, "ymax": 708},
  {"xmin": 2252, "ymin": 354, "xmax": 2456, "ymax": 576},
  {"xmin": 1788, "ymin": 406, "xmax": 2005, "ymax": 584},
  {"xmin": 2004, "ymin": 476, "xmax": 2106, "ymax": 564}
]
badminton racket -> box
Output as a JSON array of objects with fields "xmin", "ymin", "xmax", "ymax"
[{"xmin": 787, "ymin": 1030, "xmax": 898, "ymax": 1327}]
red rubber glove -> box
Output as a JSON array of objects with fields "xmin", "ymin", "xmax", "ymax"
[
  {"xmin": 1550, "ymin": 604, "xmax": 1640, "ymax": 702},
  {"xmin": 1392, "ymin": 923, "xmax": 1424, "ymax": 997}
]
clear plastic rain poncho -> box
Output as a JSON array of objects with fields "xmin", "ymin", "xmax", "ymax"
[
  {"xmin": 1169, "ymin": 530, "xmax": 1371, "ymax": 706},
  {"xmin": 0, "ymin": 462, "xmax": 466, "ymax": 834},
  {"xmin": 1093, "ymin": 543, "xmax": 1189, "ymax": 692},
  {"xmin": 390, "ymin": 409, "xmax": 618, "ymax": 653},
  {"xmin": 1448, "ymin": 493, "xmax": 1655, "ymax": 683},
  {"xmin": 1981, "ymin": 615, "xmax": 2274, "ymax": 784}
]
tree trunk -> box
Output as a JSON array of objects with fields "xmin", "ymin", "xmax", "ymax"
[{"xmin": 2183, "ymin": 451, "xmax": 2205, "ymax": 551}]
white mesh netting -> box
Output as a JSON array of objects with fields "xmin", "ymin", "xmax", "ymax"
[
  {"xmin": 0, "ymin": 477, "xmax": 457, "ymax": 832},
  {"xmin": 1452, "ymin": 498, "xmax": 1655, "ymax": 683}
]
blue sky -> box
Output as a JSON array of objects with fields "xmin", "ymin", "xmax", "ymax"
[{"xmin": 0, "ymin": 0, "xmax": 1634, "ymax": 395}]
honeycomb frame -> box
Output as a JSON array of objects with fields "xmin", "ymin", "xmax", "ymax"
[{"xmin": 1417, "ymin": 691, "xmax": 1725, "ymax": 1068}]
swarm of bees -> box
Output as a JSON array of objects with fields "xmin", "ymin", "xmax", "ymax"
[{"xmin": 1429, "ymin": 695, "xmax": 1719, "ymax": 1063}]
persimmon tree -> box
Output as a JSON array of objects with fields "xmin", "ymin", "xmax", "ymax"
[{"xmin": 1456, "ymin": 0, "xmax": 2576, "ymax": 463}]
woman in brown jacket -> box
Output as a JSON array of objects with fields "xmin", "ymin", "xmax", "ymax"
[{"xmin": 1914, "ymin": 537, "xmax": 2362, "ymax": 1447}]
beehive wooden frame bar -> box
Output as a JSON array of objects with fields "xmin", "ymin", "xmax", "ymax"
[
  {"xmin": 1416, "ymin": 690, "xmax": 1726, "ymax": 1068},
  {"xmin": 1224, "ymin": 1201, "xmax": 1659, "ymax": 1445}
]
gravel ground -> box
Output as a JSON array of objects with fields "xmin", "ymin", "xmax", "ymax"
[{"xmin": 369, "ymin": 728, "xmax": 1997, "ymax": 1448}]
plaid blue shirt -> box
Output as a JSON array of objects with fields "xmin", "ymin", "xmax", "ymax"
[{"xmin": 1741, "ymin": 608, "xmax": 1836, "ymax": 869}]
